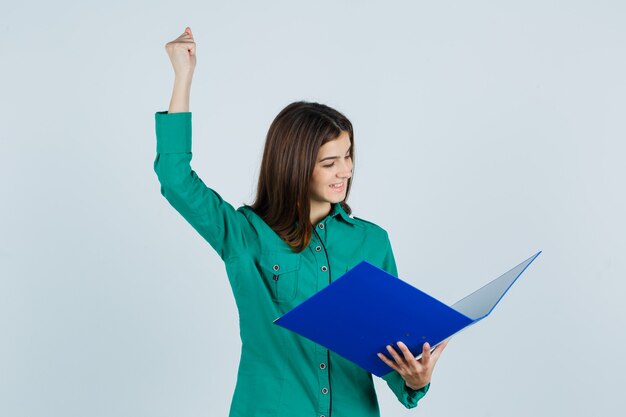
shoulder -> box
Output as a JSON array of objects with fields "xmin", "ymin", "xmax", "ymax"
[{"xmin": 350, "ymin": 215, "xmax": 391, "ymax": 241}]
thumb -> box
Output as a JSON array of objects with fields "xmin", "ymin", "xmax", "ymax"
[{"xmin": 431, "ymin": 339, "xmax": 449, "ymax": 362}]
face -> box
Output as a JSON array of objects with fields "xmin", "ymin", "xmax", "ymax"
[{"xmin": 309, "ymin": 131, "xmax": 353, "ymax": 210}]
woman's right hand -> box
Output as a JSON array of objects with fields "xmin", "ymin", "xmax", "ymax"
[{"xmin": 165, "ymin": 27, "xmax": 196, "ymax": 78}]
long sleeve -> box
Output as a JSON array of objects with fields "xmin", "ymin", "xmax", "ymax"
[
  {"xmin": 153, "ymin": 111, "xmax": 251, "ymax": 261},
  {"xmin": 379, "ymin": 234, "xmax": 430, "ymax": 409}
]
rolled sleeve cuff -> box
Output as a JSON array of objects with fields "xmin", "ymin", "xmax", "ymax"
[
  {"xmin": 382, "ymin": 370, "xmax": 430, "ymax": 409},
  {"xmin": 155, "ymin": 110, "xmax": 192, "ymax": 153},
  {"xmin": 404, "ymin": 382, "xmax": 429, "ymax": 407}
]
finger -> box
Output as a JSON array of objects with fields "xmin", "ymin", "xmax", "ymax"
[
  {"xmin": 178, "ymin": 30, "xmax": 193, "ymax": 40},
  {"xmin": 386, "ymin": 344, "xmax": 406, "ymax": 367},
  {"xmin": 170, "ymin": 38, "xmax": 196, "ymax": 51},
  {"xmin": 377, "ymin": 352, "xmax": 400, "ymax": 372},
  {"xmin": 396, "ymin": 341, "xmax": 418, "ymax": 364},
  {"xmin": 165, "ymin": 40, "xmax": 195, "ymax": 53},
  {"xmin": 421, "ymin": 342, "xmax": 431, "ymax": 363},
  {"xmin": 185, "ymin": 26, "xmax": 193, "ymax": 38}
]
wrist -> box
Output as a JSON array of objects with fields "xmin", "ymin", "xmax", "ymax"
[
  {"xmin": 174, "ymin": 71, "xmax": 194, "ymax": 84},
  {"xmin": 405, "ymin": 381, "xmax": 427, "ymax": 391}
]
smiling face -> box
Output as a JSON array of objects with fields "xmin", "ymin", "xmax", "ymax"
[{"xmin": 309, "ymin": 130, "xmax": 353, "ymax": 223}]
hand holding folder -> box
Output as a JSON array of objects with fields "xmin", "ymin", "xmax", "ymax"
[
  {"xmin": 274, "ymin": 251, "xmax": 541, "ymax": 377},
  {"xmin": 378, "ymin": 339, "xmax": 449, "ymax": 390}
]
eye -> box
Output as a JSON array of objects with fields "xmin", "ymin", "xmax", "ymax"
[{"xmin": 323, "ymin": 162, "xmax": 335, "ymax": 168}]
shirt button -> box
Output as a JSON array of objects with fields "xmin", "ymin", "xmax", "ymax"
[
  {"xmin": 318, "ymin": 223, "xmax": 325, "ymax": 229},
  {"xmin": 321, "ymin": 415, "xmax": 326, "ymax": 417},
  {"xmin": 319, "ymin": 363, "xmax": 326, "ymax": 369},
  {"xmin": 321, "ymin": 387, "xmax": 329, "ymax": 394},
  {"xmin": 272, "ymin": 264, "xmax": 280, "ymax": 272},
  {"xmin": 321, "ymin": 266, "xmax": 328, "ymax": 272},
  {"xmin": 315, "ymin": 245, "xmax": 322, "ymax": 252}
]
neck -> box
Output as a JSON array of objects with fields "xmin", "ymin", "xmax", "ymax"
[{"xmin": 310, "ymin": 201, "xmax": 332, "ymax": 225}]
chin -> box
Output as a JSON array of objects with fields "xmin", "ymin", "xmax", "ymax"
[{"xmin": 326, "ymin": 195, "xmax": 346, "ymax": 204}]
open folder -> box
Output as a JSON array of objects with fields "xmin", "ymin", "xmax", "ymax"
[{"xmin": 274, "ymin": 251, "xmax": 541, "ymax": 377}]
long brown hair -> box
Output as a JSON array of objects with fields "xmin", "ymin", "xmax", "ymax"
[{"xmin": 250, "ymin": 101, "xmax": 354, "ymax": 252}]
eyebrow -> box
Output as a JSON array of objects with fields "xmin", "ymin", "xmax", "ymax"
[{"xmin": 319, "ymin": 146, "xmax": 352, "ymax": 163}]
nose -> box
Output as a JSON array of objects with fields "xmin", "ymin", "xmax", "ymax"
[{"xmin": 337, "ymin": 158, "xmax": 353, "ymax": 179}]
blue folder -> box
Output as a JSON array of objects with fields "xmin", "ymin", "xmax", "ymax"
[{"xmin": 274, "ymin": 251, "xmax": 541, "ymax": 377}]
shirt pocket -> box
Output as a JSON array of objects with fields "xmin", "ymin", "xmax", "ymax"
[
  {"xmin": 259, "ymin": 252, "xmax": 301, "ymax": 303},
  {"xmin": 332, "ymin": 263, "xmax": 357, "ymax": 281}
]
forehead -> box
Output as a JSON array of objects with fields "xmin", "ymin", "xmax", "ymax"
[{"xmin": 318, "ymin": 131, "xmax": 351, "ymax": 155}]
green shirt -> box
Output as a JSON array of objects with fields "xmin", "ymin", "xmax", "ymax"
[{"xmin": 154, "ymin": 111, "xmax": 429, "ymax": 417}]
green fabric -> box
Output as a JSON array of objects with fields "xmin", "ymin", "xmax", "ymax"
[{"xmin": 154, "ymin": 111, "xmax": 430, "ymax": 417}]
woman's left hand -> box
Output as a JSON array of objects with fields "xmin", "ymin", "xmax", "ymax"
[{"xmin": 377, "ymin": 340, "xmax": 449, "ymax": 390}]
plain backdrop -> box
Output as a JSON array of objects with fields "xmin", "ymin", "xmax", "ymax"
[{"xmin": 1, "ymin": 1, "xmax": 625, "ymax": 416}]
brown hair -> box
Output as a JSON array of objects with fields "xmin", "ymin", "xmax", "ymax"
[{"xmin": 250, "ymin": 101, "xmax": 354, "ymax": 252}]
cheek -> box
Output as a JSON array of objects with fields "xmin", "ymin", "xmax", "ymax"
[
  {"xmin": 310, "ymin": 170, "xmax": 325, "ymax": 191},
  {"xmin": 311, "ymin": 171, "xmax": 333, "ymax": 193}
]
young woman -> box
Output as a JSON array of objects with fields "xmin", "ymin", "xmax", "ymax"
[{"xmin": 154, "ymin": 27, "xmax": 447, "ymax": 417}]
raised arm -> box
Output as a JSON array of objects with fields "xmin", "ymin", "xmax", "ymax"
[
  {"xmin": 166, "ymin": 27, "xmax": 195, "ymax": 113},
  {"xmin": 154, "ymin": 28, "xmax": 250, "ymax": 261}
]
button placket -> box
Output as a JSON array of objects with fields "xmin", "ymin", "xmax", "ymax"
[
  {"xmin": 316, "ymin": 222, "xmax": 327, "ymax": 243},
  {"xmin": 312, "ymin": 227, "xmax": 331, "ymax": 417},
  {"xmin": 314, "ymin": 335, "xmax": 331, "ymax": 417}
]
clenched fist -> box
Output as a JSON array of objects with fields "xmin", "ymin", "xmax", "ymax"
[{"xmin": 165, "ymin": 27, "xmax": 196, "ymax": 78}]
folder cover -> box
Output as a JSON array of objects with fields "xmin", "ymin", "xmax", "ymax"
[{"xmin": 274, "ymin": 251, "xmax": 541, "ymax": 377}]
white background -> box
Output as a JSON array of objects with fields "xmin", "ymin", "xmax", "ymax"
[{"xmin": 1, "ymin": 1, "xmax": 624, "ymax": 416}]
